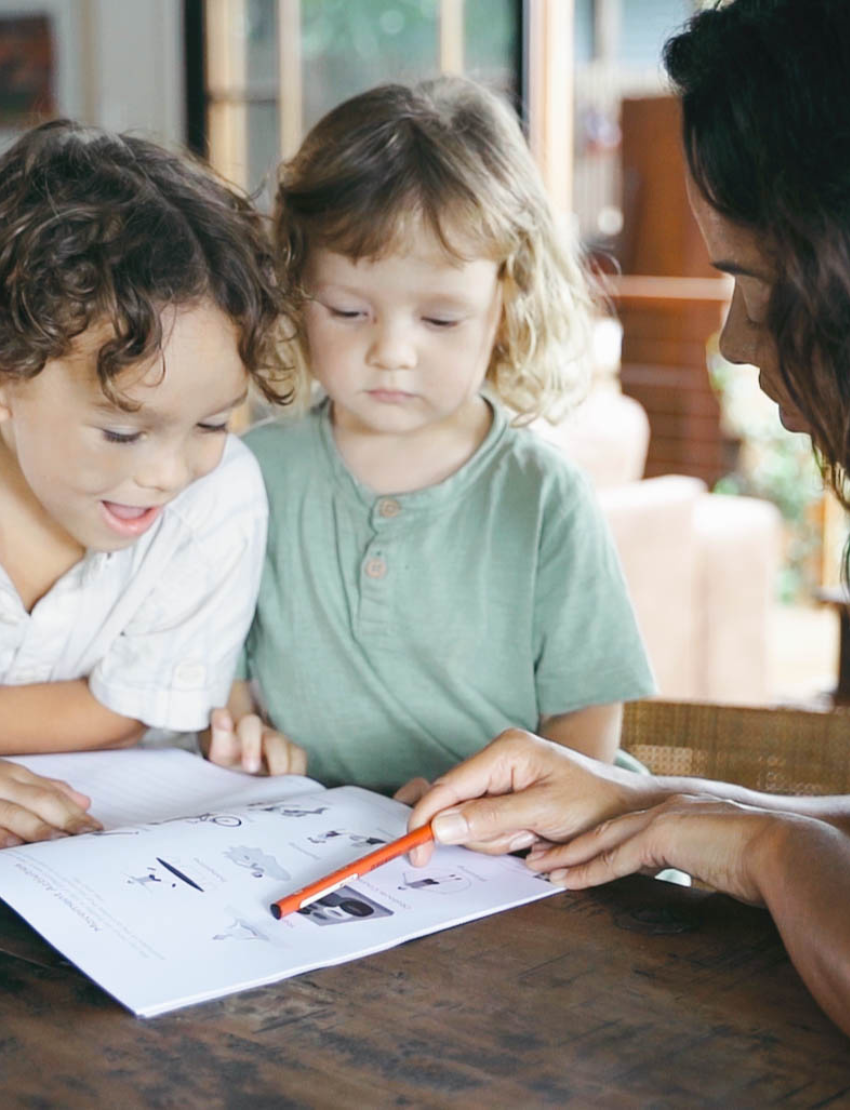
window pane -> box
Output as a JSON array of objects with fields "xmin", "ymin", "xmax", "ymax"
[
  {"xmin": 204, "ymin": 0, "xmax": 522, "ymax": 197},
  {"xmin": 618, "ymin": 0, "xmax": 691, "ymax": 67},
  {"xmin": 246, "ymin": 0, "xmax": 278, "ymax": 90},
  {"xmin": 300, "ymin": 0, "xmax": 440, "ymax": 130},
  {"xmin": 574, "ymin": 0, "xmax": 594, "ymax": 63},
  {"xmin": 248, "ymin": 100, "xmax": 280, "ymax": 202},
  {"xmin": 463, "ymin": 0, "xmax": 519, "ymax": 99}
]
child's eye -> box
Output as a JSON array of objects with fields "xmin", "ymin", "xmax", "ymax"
[
  {"xmin": 328, "ymin": 307, "xmax": 364, "ymax": 320},
  {"xmin": 424, "ymin": 317, "xmax": 460, "ymax": 329},
  {"xmin": 197, "ymin": 422, "xmax": 229, "ymax": 434},
  {"xmin": 102, "ymin": 429, "xmax": 142, "ymax": 445}
]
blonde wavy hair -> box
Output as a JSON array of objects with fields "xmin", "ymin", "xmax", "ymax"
[{"xmin": 274, "ymin": 76, "xmax": 593, "ymax": 421}]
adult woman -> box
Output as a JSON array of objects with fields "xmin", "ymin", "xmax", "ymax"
[{"xmin": 408, "ymin": 0, "xmax": 850, "ymax": 1037}]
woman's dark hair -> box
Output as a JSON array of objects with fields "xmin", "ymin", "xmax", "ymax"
[
  {"xmin": 664, "ymin": 0, "xmax": 850, "ymax": 502},
  {"xmin": 0, "ymin": 119, "xmax": 292, "ymax": 405}
]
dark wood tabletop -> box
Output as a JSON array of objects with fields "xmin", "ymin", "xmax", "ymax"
[{"xmin": 1, "ymin": 874, "xmax": 848, "ymax": 1109}]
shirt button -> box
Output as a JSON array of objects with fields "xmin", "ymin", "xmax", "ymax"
[
  {"xmin": 364, "ymin": 557, "xmax": 387, "ymax": 580},
  {"xmin": 173, "ymin": 662, "xmax": 207, "ymax": 688},
  {"xmin": 378, "ymin": 498, "xmax": 401, "ymax": 518}
]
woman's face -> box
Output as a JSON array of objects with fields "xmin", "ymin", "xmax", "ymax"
[{"xmin": 687, "ymin": 176, "xmax": 810, "ymax": 435}]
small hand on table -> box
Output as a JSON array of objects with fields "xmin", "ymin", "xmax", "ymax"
[
  {"xmin": 205, "ymin": 707, "xmax": 308, "ymax": 776},
  {"xmin": 0, "ymin": 759, "xmax": 102, "ymax": 848}
]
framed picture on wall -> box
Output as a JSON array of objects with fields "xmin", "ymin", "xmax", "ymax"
[{"xmin": 0, "ymin": 14, "xmax": 54, "ymax": 126}]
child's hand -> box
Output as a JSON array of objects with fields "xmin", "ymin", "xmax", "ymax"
[
  {"xmin": 394, "ymin": 777, "xmax": 432, "ymax": 805},
  {"xmin": 206, "ymin": 707, "xmax": 308, "ymax": 776},
  {"xmin": 0, "ymin": 759, "xmax": 102, "ymax": 847}
]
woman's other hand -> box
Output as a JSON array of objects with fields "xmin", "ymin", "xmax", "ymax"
[{"xmin": 529, "ymin": 793, "xmax": 789, "ymax": 904}]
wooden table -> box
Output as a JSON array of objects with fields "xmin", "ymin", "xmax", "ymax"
[{"xmin": 1, "ymin": 875, "xmax": 847, "ymax": 1108}]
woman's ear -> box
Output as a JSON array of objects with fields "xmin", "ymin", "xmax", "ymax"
[{"xmin": 0, "ymin": 380, "xmax": 11, "ymax": 423}]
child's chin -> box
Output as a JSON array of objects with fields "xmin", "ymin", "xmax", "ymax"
[{"xmin": 77, "ymin": 518, "xmax": 148, "ymax": 554}]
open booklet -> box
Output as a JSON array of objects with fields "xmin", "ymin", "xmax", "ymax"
[{"xmin": 0, "ymin": 748, "xmax": 557, "ymax": 1017}]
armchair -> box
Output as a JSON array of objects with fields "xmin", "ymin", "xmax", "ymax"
[{"xmin": 534, "ymin": 384, "xmax": 782, "ymax": 703}]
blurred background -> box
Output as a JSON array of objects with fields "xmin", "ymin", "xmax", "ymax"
[{"xmin": 0, "ymin": 0, "xmax": 843, "ymax": 707}]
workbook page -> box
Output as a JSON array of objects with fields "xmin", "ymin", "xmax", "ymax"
[
  {"xmin": 9, "ymin": 749, "xmax": 320, "ymax": 828},
  {"xmin": 0, "ymin": 766, "xmax": 556, "ymax": 1017}
]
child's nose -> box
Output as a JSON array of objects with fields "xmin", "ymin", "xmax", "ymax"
[
  {"xmin": 368, "ymin": 321, "xmax": 417, "ymax": 370},
  {"xmin": 134, "ymin": 447, "xmax": 193, "ymax": 496}
]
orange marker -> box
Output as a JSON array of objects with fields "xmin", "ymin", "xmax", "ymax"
[{"xmin": 270, "ymin": 823, "xmax": 434, "ymax": 920}]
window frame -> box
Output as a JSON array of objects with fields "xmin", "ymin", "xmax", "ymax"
[{"xmin": 188, "ymin": 0, "xmax": 569, "ymax": 204}]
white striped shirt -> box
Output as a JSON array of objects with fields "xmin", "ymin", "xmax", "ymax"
[{"xmin": 0, "ymin": 435, "xmax": 267, "ymax": 731}]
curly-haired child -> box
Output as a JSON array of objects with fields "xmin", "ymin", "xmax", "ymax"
[{"xmin": 0, "ymin": 119, "xmax": 292, "ymax": 842}]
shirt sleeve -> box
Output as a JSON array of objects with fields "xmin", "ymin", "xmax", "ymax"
[
  {"xmin": 533, "ymin": 464, "xmax": 656, "ymax": 716},
  {"xmin": 88, "ymin": 438, "xmax": 268, "ymax": 730}
]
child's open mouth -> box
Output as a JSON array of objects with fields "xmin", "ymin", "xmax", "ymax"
[{"xmin": 100, "ymin": 501, "xmax": 163, "ymax": 537}]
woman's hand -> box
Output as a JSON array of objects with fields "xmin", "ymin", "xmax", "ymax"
[
  {"xmin": 204, "ymin": 707, "xmax": 308, "ymax": 776},
  {"xmin": 0, "ymin": 759, "xmax": 102, "ymax": 847},
  {"xmin": 538, "ymin": 796, "xmax": 850, "ymax": 1036},
  {"xmin": 528, "ymin": 793, "xmax": 787, "ymax": 904},
  {"xmin": 407, "ymin": 729, "xmax": 657, "ymax": 865}
]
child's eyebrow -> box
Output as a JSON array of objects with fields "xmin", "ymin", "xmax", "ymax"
[
  {"xmin": 89, "ymin": 388, "xmax": 249, "ymax": 425},
  {"xmin": 314, "ymin": 283, "xmax": 480, "ymax": 310},
  {"xmin": 311, "ymin": 281, "xmax": 364, "ymax": 297},
  {"xmin": 212, "ymin": 388, "xmax": 250, "ymax": 414},
  {"xmin": 89, "ymin": 399, "xmax": 143, "ymax": 420},
  {"xmin": 420, "ymin": 293, "xmax": 478, "ymax": 308}
]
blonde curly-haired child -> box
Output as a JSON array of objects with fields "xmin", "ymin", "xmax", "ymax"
[{"xmin": 208, "ymin": 77, "xmax": 654, "ymax": 794}]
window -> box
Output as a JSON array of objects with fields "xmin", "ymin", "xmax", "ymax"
[
  {"xmin": 197, "ymin": 0, "xmax": 520, "ymax": 200},
  {"xmin": 618, "ymin": 0, "xmax": 693, "ymax": 67}
]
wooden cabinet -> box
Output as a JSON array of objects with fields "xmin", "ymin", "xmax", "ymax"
[
  {"xmin": 614, "ymin": 95, "xmax": 732, "ymax": 486},
  {"xmin": 613, "ymin": 275, "xmax": 733, "ymax": 484}
]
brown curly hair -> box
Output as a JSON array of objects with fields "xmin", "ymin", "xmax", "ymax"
[{"xmin": 0, "ymin": 119, "xmax": 293, "ymax": 406}]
